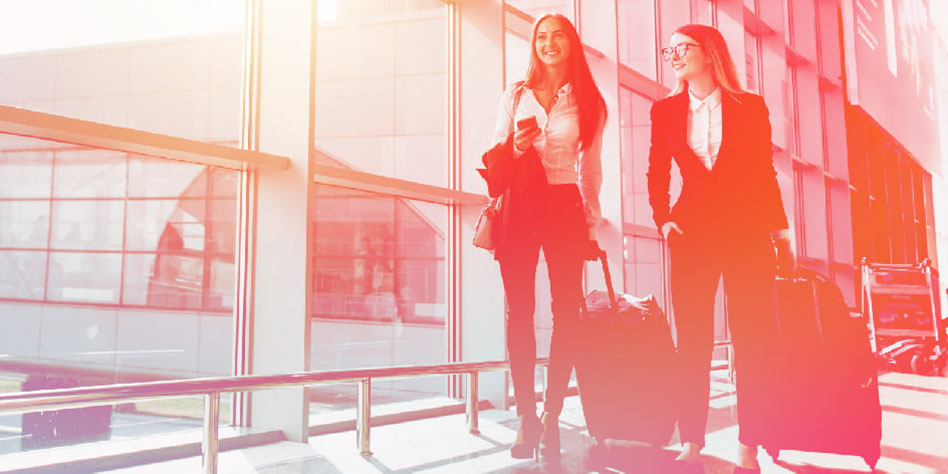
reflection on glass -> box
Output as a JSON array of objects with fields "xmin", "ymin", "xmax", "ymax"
[
  {"xmin": 312, "ymin": 186, "xmax": 445, "ymax": 325},
  {"xmin": 47, "ymin": 252, "xmax": 123, "ymax": 304},
  {"xmin": 618, "ymin": 0, "xmax": 657, "ymax": 79},
  {"xmin": 0, "ymin": 201, "xmax": 50, "ymax": 249},
  {"xmin": 309, "ymin": 185, "xmax": 447, "ymax": 422},
  {"xmin": 506, "ymin": 0, "xmax": 573, "ymax": 20},
  {"xmin": 51, "ymin": 200, "xmax": 125, "ymax": 251},
  {"xmin": 52, "ymin": 150, "xmax": 126, "ymax": 198},
  {"xmin": 0, "ymin": 146, "xmax": 52, "ymax": 199},
  {"xmin": 618, "ymin": 88, "xmax": 660, "ymax": 226},
  {"xmin": 0, "ymin": 138, "xmax": 239, "ymax": 452},
  {"xmin": 0, "ymin": 0, "xmax": 245, "ymax": 451},
  {"xmin": 745, "ymin": 31, "xmax": 761, "ymax": 94},
  {"xmin": 314, "ymin": 0, "xmax": 447, "ymax": 186},
  {"xmin": 658, "ymin": 0, "xmax": 691, "ymax": 89},
  {"xmin": 128, "ymin": 158, "xmax": 206, "ymax": 199},
  {"xmin": 0, "ymin": 1, "xmax": 245, "ymax": 146},
  {"xmin": 0, "ymin": 250, "xmax": 46, "ymax": 299}
]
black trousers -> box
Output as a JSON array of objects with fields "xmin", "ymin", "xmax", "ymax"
[
  {"xmin": 499, "ymin": 184, "xmax": 586, "ymax": 417},
  {"xmin": 669, "ymin": 229, "xmax": 777, "ymax": 447}
]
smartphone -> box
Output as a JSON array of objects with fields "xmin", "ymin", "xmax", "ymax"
[{"xmin": 516, "ymin": 116, "xmax": 538, "ymax": 131}]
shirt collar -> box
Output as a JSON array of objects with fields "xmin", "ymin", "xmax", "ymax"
[
  {"xmin": 688, "ymin": 87, "xmax": 722, "ymax": 111},
  {"xmin": 557, "ymin": 82, "xmax": 572, "ymax": 97}
]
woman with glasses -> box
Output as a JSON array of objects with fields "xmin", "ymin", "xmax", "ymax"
[
  {"xmin": 490, "ymin": 13, "xmax": 606, "ymax": 460},
  {"xmin": 647, "ymin": 24, "xmax": 794, "ymax": 474}
]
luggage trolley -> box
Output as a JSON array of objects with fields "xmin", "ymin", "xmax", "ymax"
[{"xmin": 860, "ymin": 259, "xmax": 946, "ymax": 376}]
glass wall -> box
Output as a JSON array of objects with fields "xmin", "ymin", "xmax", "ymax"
[
  {"xmin": 0, "ymin": 0, "xmax": 245, "ymax": 452},
  {"xmin": 314, "ymin": 0, "xmax": 448, "ymax": 187},
  {"xmin": 618, "ymin": 87, "xmax": 668, "ymax": 310},
  {"xmin": 506, "ymin": 0, "xmax": 573, "ymax": 20},
  {"xmin": 309, "ymin": 0, "xmax": 450, "ymax": 419},
  {"xmin": 0, "ymin": 0, "xmax": 941, "ymax": 463},
  {"xmin": 0, "ymin": 135, "xmax": 239, "ymax": 452},
  {"xmin": 0, "ymin": 0, "xmax": 245, "ymax": 145},
  {"xmin": 618, "ymin": 0, "xmax": 658, "ymax": 80}
]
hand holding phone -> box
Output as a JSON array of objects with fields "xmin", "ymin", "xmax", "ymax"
[
  {"xmin": 516, "ymin": 116, "xmax": 538, "ymax": 131},
  {"xmin": 513, "ymin": 116, "xmax": 541, "ymax": 152}
]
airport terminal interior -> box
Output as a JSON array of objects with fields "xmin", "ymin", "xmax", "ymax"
[{"xmin": 0, "ymin": 0, "xmax": 947, "ymax": 472}]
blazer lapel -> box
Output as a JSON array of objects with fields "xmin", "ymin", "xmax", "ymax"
[
  {"xmin": 714, "ymin": 91, "xmax": 742, "ymax": 170},
  {"xmin": 669, "ymin": 92, "xmax": 705, "ymax": 167}
]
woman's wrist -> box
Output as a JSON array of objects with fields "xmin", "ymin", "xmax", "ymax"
[{"xmin": 771, "ymin": 229, "xmax": 790, "ymax": 244}]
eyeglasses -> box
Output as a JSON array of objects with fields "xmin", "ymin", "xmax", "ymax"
[{"xmin": 661, "ymin": 42, "xmax": 700, "ymax": 62}]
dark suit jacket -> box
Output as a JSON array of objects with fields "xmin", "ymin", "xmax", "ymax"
[{"xmin": 646, "ymin": 90, "xmax": 788, "ymax": 241}]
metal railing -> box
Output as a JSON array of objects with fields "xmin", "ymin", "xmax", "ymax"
[{"xmin": 0, "ymin": 359, "xmax": 548, "ymax": 474}]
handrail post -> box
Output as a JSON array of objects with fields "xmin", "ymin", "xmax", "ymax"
[
  {"xmin": 467, "ymin": 371, "xmax": 479, "ymax": 434},
  {"xmin": 357, "ymin": 378, "xmax": 372, "ymax": 457},
  {"xmin": 203, "ymin": 391, "xmax": 220, "ymax": 474}
]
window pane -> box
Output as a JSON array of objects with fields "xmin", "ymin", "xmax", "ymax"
[
  {"xmin": 619, "ymin": 88, "xmax": 664, "ymax": 227},
  {"xmin": 51, "ymin": 200, "xmax": 125, "ymax": 251},
  {"xmin": 312, "ymin": 187, "xmax": 446, "ymax": 326},
  {"xmin": 314, "ymin": 0, "xmax": 448, "ymax": 187},
  {"xmin": 745, "ymin": 31, "xmax": 761, "ymax": 94},
  {"xmin": 53, "ymin": 150, "xmax": 126, "ymax": 198},
  {"xmin": 123, "ymin": 253, "xmax": 204, "ymax": 309},
  {"xmin": 0, "ymin": 0, "xmax": 246, "ymax": 146},
  {"xmin": 658, "ymin": 0, "xmax": 691, "ymax": 90},
  {"xmin": 505, "ymin": 32, "xmax": 531, "ymax": 85},
  {"xmin": 0, "ymin": 133, "xmax": 239, "ymax": 453},
  {"xmin": 128, "ymin": 158, "xmax": 207, "ymax": 199},
  {"xmin": 618, "ymin": 0, "xmax": 657, "ymax": 79},
  {"xmin": 208, "ymin": 257, "xmax": 235, "ymax": 311},
  {"xmin": 47, "ymin": 251, "xmax": 122, "ymax": 304},
  {"xmin": 0, "ymin": 250, "xmax": 46, "ymax": 299},
  {"xmin": 208, "ymin": 198, "xmax": 237, "ymax": 255},
  {"xmin": 310, "ymin": 185, "xmax": 448, "ymax": 423},
  {"xmin": 506, "ymin": 0, "xmax": 573, "ymax": 20},
  {"xmin": 0, "ymin": 141, "xmax": 52, "ymax": 199},
  {"xmin": 0, "ymin": 201, "xmax": 50, "ymax": 249}
]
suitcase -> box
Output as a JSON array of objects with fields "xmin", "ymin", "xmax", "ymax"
[
  {"xmin": 764, "ymin": 268, "xmax": 882, "ymax": 469},
  {"xmin": 575, "ymin": 250, "xmax": 677, "ymax": 447}
]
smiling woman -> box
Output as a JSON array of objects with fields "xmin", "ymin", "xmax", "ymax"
[{"xmin": 489, "ymin": 12, "xmax": 606, "ymax": 461}]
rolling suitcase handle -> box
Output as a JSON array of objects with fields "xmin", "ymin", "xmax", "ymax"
[
  {"xmin": 596, "ymin": 249, "xmax": 617, "ymax": 310},
  {"xmin": 590, "ymin": 247, "xmax": 618, "ymax": 312}
]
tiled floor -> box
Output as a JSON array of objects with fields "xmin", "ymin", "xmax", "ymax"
[{"xmin": 107, "ymin": 370, "xmax": 947, "ymax": 474}]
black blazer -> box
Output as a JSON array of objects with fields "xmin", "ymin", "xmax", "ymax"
[{"xmin": 646, "ymin": 90, "xmax": 788, "ymax": 240}]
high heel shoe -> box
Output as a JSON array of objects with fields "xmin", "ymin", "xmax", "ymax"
[
  {"xmin": 510, "ymin": 413, "xmax": 541, "ymax": 459},
  {"xmin": 539, "ymin": 412, "xmax": 561, "ymax": 459}
]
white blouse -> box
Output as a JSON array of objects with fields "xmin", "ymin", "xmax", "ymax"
[
  {"xmin": 491, "ymin": 83, "xmax": 603, "ymax": 236},
  {"xmin": 685, "ymin": 87, "xmax": 790, "ymax": 241},
  {"xmin": 687, "ymin": 86, "xmax": 722, "ymax": 170}
]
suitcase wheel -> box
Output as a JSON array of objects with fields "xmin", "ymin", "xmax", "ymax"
[
  {"xmin": 765, "ymin": 448, "xmax": 779, "ymax": 462},
  {"xmin": 864, "ymin": 454, "xmax": 879, "ymax": 470},
  {"xmin": 910, "ymin": 351, "xmax": 932, "ymax": 375}
]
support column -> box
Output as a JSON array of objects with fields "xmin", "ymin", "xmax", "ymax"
[
  {"xmin": 245, "ymin": 0, "xmax": 314, "ymax": 443},
  {"xmin": 457, "ymin": 0, "xmax": 508, "ymax": 410}
]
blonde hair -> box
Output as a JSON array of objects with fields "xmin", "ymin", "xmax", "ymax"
[{"xmin": 669, "ymin": 24, "xmax": 745, "ymax": 96}]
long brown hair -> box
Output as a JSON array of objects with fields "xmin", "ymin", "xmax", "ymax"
[
  {"xmin": 669, "ymin": 24, "xmax": 745, "ymax": 96},
  {"xmin": 521, "ymin": 13, "xmax": 606, "ymax": 151}
]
